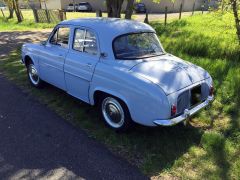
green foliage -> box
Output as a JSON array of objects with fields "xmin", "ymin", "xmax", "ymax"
[{"xmin": 152, "ymin": 12, "xmax": 239, "ymax": 61}]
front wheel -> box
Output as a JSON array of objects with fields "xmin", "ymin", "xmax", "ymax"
[
  {"xmin": 27, "ymin": 63, "xmax": 44, "ymax": 88},
  {"xmin": 100, "ymin": 96, "xmax": 133, "ymax": 132}
]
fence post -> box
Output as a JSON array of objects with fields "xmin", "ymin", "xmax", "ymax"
[
  {"xmin": 192, "ymin": 2, "xmax": 195, "ymax": 16},
  {"xmin": 45, "ymin": 9, "xmax": 50, "ymax": 23},
  {"xmin": 59, "ymin": 10, "xmax": 63, "ymax": 21},
  {"xmin": 144, "ymin": 11, "xmax": 149, "ymax": 24},
  {"xmin": 164, "ymin": 6, "xmax": 168, "ymax": 26},
  {"xmin": 96, "ymin": 10, "xmax": 102, "ymax": 17},
  {"xmin": 32, "ymin": 9, "xmax": 39, "ymax": 23},
  {"xmin": 179, "ymin": 3, "xmax": 182, "ymax": 20},
  {"xmin": 201, "ymin": 4, "xmax": 204, "ymax": 14}
]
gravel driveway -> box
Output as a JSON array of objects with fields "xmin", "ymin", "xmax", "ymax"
[{"xmin": 0, "ymin": 31, "xmax": 148, "ymax": 180}]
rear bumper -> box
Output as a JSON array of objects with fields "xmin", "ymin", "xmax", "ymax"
[{"xmin": 153, "ymin": 96, "xmax": 213, "ymax": 126}]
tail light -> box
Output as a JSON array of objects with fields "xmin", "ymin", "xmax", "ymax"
[
  {"xmin": 171, "ymin": 104, "xmax": 177, "ymax": 116},
  {"xmin": 210, "ymin": 85, "xmax": 214, "ymax": 96}
]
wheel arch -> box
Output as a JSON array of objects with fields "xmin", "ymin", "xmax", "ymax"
[
  {"xmin": 92, "ymin": 89, "xmax": 133, "ymax": 121},
  {"xmin": 24, "ymin": 55, "xmax": 33, "ymax": 67},
  {"xmin": 92, "ymin": 89, "xmax": 129, "ymax": 108}
]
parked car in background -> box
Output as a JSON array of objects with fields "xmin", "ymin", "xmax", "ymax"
[
  {"xmin": 21, "ymin": 18, "xmax": 214, "ymax": 132},
  {"xmin": 134, "ymin": 3, "xmax": 147, "ymax": 13},
  {"xmin": 66, "ymin": 3, "xmax": 77, "ymax": 12},
  {"xmin": 77, "ymin": 2, "xmax": 92, "ymax": 12},
  {"xmin": 0, "ymin": 3, "xmax": 7, "ymax": 10}
]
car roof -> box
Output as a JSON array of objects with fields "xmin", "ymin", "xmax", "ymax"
[{"xmin": 59, "ymin": 18, "xmax": 155, "ymax": 38}]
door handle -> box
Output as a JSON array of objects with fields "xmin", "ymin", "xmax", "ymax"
[{"xmin": 59, "ymin": 54, "xmax": 64, "ymax": 57}]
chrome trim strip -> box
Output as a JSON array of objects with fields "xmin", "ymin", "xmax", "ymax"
[{"xmin": 153, "ymin": 96, "xmax": 214, "ymax": 126}]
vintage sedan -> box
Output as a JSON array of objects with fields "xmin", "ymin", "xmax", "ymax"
[{"xmin": 21, "ymin": 18, "xmax": 214, "ymax": 131}]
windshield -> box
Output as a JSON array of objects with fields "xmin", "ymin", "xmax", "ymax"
[{"xmin": 113, "ymin": 32, "xmax": 164, "ymax": 60}]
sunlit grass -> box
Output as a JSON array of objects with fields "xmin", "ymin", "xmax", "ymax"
[
  {"xmin": 0, "ymin": 10, "xmax": 102, "ymax": 31},
  {"xmin": 0, "ymin": 10, "xmax": 133, "ymax": 31},
  {"xmin": 150, "ymin": 11, "xmax": 240, "ymax": 179}
]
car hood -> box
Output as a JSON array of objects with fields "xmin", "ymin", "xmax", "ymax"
[{"xmin": 130, "ymin": 55, "xmax": 210, "ymax": 95}]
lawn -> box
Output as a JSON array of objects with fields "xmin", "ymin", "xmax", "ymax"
[
  {"xmin": 0, "ymin": 9, "xmax": 194, "ymax": 31},
  {"xmin": 0, "ymin": 11, "xmax": 239, "ymax": 179},
  {"xmin": 0, "ymin": 9, "xmax": 109, "ymax": 31}
]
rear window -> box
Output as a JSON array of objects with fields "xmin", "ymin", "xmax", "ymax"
[{"xmin": 113, "ymin": 32, "xmax": 164, "ymax": 60}]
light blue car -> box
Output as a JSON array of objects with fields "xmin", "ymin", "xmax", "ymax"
[{"xmin": 21, "ymin": 18, "xmax": 214, "ymax": 131}]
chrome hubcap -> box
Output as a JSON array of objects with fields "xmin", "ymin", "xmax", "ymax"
[
  {"xmin": 102, "ymin": 97, "xmax": 124, "ymax": 128},
  {"xmin": 28, "ymin": 64, "xmax": 39, "ymax": 85}
]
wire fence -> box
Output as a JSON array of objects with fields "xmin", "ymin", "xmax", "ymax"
[{"xmin": 32, "ymin": 9, "xmax": 66, "ymax": 23}]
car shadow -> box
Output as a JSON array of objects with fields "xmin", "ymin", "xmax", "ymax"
[{"xmin": 39, "ymin": 82, "xmax": 204, "ymax": 177}]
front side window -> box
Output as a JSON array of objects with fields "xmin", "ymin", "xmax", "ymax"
[
  {"xmin": 113, "ymin": 32, "xmax": 164, "ymax": 60},
  {"xmin": 49, "ymin": 27, "xmax": 70, "ymax": 48},
  {"xmin": 73, "ymin": 28, "xmax": 98, "ymax": 55}
]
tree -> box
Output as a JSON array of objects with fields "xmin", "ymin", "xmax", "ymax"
[
  {"xmin": 3, "ymin": 0, "xmax": 14, "ymax": 19},
  {"xmin": 106, "ymin": 0, "xmax": 163, "ymax": 20},
  {"xmin": 125, "ymin": 0, "xmax": 134, "ymax": 19},
  {"xmin": 4, "ymin": 0, "xmax": 23, "ymax": 22},
  {"xmin": 106, "ymin": 0, "xmax": 124, "ymax": 18},
  {"xmin": 12, "ymin": 0, "xmax": 23, "ymax": 22},
  {"xmin": 230, "ymin": 0, "xmax": 240, "ymax": 44}
]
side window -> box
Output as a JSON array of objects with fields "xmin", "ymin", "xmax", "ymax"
[
  {"xmin": 73, "ymin": 28, "xmax": 98, "ymax": 55},
  {"xmin": 73, "ymin": 29, "xmax": 85, "ymax": 52},
  {"xmin": 58, "ymin": 27, "xmax": 70, "ymax": 48},
  {"xmin": 84, "ymin": 30, "xmax": 98, "ymax": 55},
  {"xmin": 49, "ymin": 27, "xmax": 70, "ymax": 48}
]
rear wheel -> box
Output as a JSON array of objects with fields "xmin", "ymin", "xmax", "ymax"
[
  {"xmin": 27, "ymin": 63, "xmax": 44, "ymax": 88},
  {"xmin": 99, "ymin": 95, "xmax": 133, "ymax": 132}
]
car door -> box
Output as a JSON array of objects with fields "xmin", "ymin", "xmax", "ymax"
[
  {"xmin": 39, "ymin": 26, "xmax": 70, "ymax": 91},
  {"xmin": 64, "ymin": 27, "xmax": 100, "ymax": 103}
]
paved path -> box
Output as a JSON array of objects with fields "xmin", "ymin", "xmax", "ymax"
[{"xmin": 0, "ymin": 31, "xmax": 148, "ymax": 179}]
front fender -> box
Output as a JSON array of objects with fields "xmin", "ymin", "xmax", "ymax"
[{"xmin": 22, "ymin": 44, "xmax": 41, "ymax": 73}]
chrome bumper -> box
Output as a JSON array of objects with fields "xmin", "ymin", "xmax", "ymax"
[{"xmin": 153, "ymin": 96, "xmax": 214, "ymax": 126}]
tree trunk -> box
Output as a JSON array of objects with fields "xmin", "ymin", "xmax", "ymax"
[
  {"xmin": 106, "ymin": 0, "xmax": 113, "ymax": 17},
  {"xmin": 8, "ymin": 8, "xmax": 14, "ymax": 19},
  {"xmin": 125, "ymin": 0, "xmax": 134, "ymax": 19},
  {"xmin": 39, "ymin": 0, "xmax": 42, "ymax": 9},
  {"xmin": 106, "ymin": 0, "xmax": 124, "ymax": 18},
  {"xmin": 13, "ymin": 0, "xmax": 23, "ymax": 23},
  {"xmin": 231, "ymin": 0, "xmax": 240, "ymax": 44}
]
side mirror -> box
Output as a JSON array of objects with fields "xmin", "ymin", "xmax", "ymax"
[{"xmin": 41, "ymin": 41, "xmax": 47, "ymax": 46}]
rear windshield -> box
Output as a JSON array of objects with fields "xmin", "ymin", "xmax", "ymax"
[{"xmin": 113, "ymin": 32, "xmax": 164, "ymax": 60}]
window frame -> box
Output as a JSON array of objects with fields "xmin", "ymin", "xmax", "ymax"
[
  {"xmin": 72, "ymin": 27, "xmax": 99, "ymax": 56},
  {"xmin": 112, "ymin": 31, "xmax": 165, "ymax": 60},
  {"xmin": 48, "ymin": 25, "xmax": 71, "ymax": 49}
]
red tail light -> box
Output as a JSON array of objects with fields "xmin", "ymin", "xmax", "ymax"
[
  {"xmin": 210, "ymin": 86, "xmax": 214, "ymax": 96},
  {"xmin": 171, "ymin": 104, "xmax": 177, "ymax": 116}
]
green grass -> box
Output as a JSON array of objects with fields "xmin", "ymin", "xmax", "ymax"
[
  {"xmin": 0, "ymin": 11, "xmax": 240, "ymax": 179},
  {"xmin": 0, "ymin": 9, "xmax": 125, "ymax": 31},
  {"xmin": 0, "ymin": 10, "xmax": 108, "ymax": 31}
]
